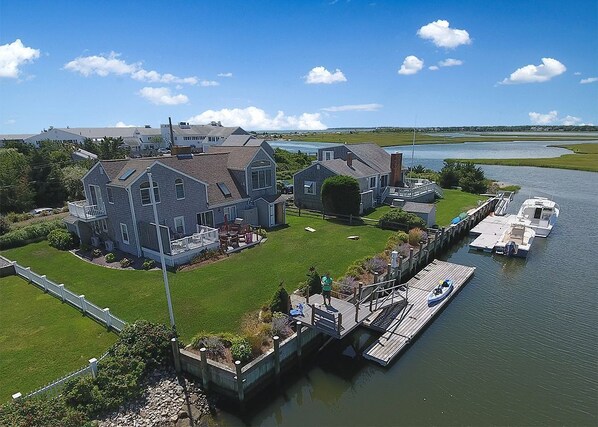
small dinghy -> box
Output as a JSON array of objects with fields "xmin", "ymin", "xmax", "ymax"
[{"xmin": 427, "ymin": 279, "xmax": 453, "ymax": 305}]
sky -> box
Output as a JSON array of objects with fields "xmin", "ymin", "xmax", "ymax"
[{"xmin": 1, "ymin": 0, "xmax": 597, "ymax": 133}]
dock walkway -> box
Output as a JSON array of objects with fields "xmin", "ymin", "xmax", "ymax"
[
  {"xmin": 362, "ymin": 260, "xmax": 475, "ymax": 366},
  {"xmin": 469, "ymin": 214, "xmax": 515, "ymax": 252}
]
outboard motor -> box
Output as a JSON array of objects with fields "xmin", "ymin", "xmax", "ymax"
[{"xmin": 504, "ymin": 241, "xmax": 517, "ymax": 257}]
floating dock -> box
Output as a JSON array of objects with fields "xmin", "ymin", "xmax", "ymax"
[
  {"xmin": 469, "ymin": 214, "xmax": 516, "ymax": 252},
  {"xmin": 362, "ymin": 260, "xmax": 476, "ymax": 366}
]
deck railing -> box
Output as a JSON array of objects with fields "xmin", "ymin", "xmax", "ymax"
[
  {"xmin": 169, "ymin": 226, "xmax": 219, "ymax": 254},
  {"xmin": 67, "ymin": 200, "xmax": 106, "ymax": 220}
]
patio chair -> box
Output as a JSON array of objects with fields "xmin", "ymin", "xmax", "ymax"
[{"xmin": 290, "ymin": 303, "xmax": 304, "ymax": 317}]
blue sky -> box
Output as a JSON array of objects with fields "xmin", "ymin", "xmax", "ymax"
[{"xmin": 1, "ymin": 0, "xmax": 597, "ymax": 133}]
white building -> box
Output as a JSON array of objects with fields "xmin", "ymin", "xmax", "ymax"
[{"xmin": 161, "ymin": 122, "xmax": 249, "ymax": 152}]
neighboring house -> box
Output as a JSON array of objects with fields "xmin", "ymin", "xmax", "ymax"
[
  {"xmin": 0, "ymin": 134, "xmax": 35, "ymax": 147},
  {"xmin": 71, "ymin": 148, "xmax": 98, "ymax": 162},
  {"xmin": 293, "ymin": 143, "xmax": 404, "ymax": 213},
  {"xmin": 161, "ymin": 122, "xmax": 248, "ymax": 151},
  {"xmin": 64, "ymin": 146, "xmax": 285, "ymax": 266},
  {"xmin": 221, "ymin": 135, "xmax": 275, "ymax": 158},
  {"xmin": 0, "ymin": 126, "xmax": 163, "ymax": 150}
]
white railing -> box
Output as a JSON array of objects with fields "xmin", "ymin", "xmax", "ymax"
[
  {"xmin": 68, "ymin": 200, "xmax": 107, "ymax": 220},
  {"xmin": 378, "ymin": 186, "xmax": 390, "ymax": 204},
  {"xmin": 12, "ymin": 261, "xmax": 126, "ymax": 332},
  {"xmin": 169, "ymin": 226, "xmax": 219, "ymax": 255},
  {"xmin": 389, "ymin": 181, "xmax": 443, "ymax": 200}
]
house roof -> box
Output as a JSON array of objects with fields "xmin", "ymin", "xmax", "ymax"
[
  {"xmin": 206, "ymin": 146, "xmax": 263, "ymax": 170},
  {"xmin": 164, "ymin": 124, "xmax": 248, "ymax": 138},
  {"xmin": 322, "ymin": 158, "xmax": 378, "ymax": 178},
  {"xmin": 99, "ymin": 153, "xmax": 248, "ymax": 204},
  {"xmin": 402, "ymin": 202, "xmax": 435, "ymax": 214},
  {"xmin": 57, "ymin": 127, "xmax": 161, "ymax": 139},
  {"xmin": 0, "ymin": 134, "xmax": 35, "ymax": 141},
  {"xmin": 346, "ymin": 143, "xmax": 391, "ymax": 174}
]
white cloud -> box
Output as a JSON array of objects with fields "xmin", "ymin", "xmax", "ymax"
[
  {"xmin": 529, "ymin": 110, "xmax": 558, "ymax": 125},
  {"xmin": 0, "ymin": 39, "xmax": 40, "ymax": 78},
  {"xmin": 438, "ymin": 58, "xmax": 463, "ymax": 67},
  {"xmin": 398, "ymin": 55, "xmax": 424, "ymax": 75},
  {"xmin": 138, "ymin": 87, "xmax": 189, "ymax": 105},
  {"xmin": 428, "ymin": 65, "xmax": 439, "ymax": 71},
  {"xmin": 417, "ymin": 20, "xmax": 471, "ymax": 49},
  {"xmin": 217, "ymin": 72, "xmax": 233, "ymax": 77},
  {"xmin": 529, "ymin": 110, "xmax": 589, "ymax": 126},
  {"xmin": 574, "ymin": 72, "xmax": 581, "ymax": 76},
  {"xmin": 64, "ymin": 52, "xmax": 137, "ymax": 77},
  {"xmin": 187, "ymin": 106, "xmax": 327, "ymax": 130},
  {"xmin": 580, "ymin": 77, "xmax": 598, "ymax": 84},
  {"xmin": 65, "ymin": 52, "xmax": 199, "ymax": 85},
  {"xmin": 321, "ymin": 103, "xmax": 383, "ymax": 112},
  {"xmin": 114, "ymin": 121, "xmax": 138, "ymax": 127},
  {"xmin": 305, "ymin": 66, "xmax": 347, "ymax": 84},
  {"xmin": 500, "ymin": 58, "xmax": 566, "ymax": 84},
  {"xmin": 199, "ymin": 80, "xmax": 219, "ymax": 87}
]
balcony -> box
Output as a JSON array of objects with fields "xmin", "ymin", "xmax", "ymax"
[
  {"xmin": 68, "ymin": 201, "xmax": 107, "ymax": 221},
  {"xmin": 169, "ymin": 225, "xmax": 219, "ymax": 255}
]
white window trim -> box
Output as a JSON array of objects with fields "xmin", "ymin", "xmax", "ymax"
[
  {"xmin": 107, "ymin": 186, "xmax": 114, "ymax": 204},
  {"xmin": 223, "ymin": 206, "xmax": 237, "ymax": 222},
  {"xmin": 175, "ymin": 179, "xmax": 185, "ymax": 200},
  {"xmin": 370, "ymin": 176, "xmax": 377, "ymax": 189},
  {"xmin": 251, "ymin": 168, "xmax": 272, "ymax": 191},
  {"xmin": 140, "ymin": 182, "xmax": 160, "ymax": 206},
  {"xmin": 174, "ymin": 216, "xmax": 185, "ymax": 234},
  {"xmin": 120, "ymin": 223, "xmax": 129, "ymax": 245},
  {"xmin": 323, "ymin": 150, "xmax": 334, "ymax": 161},
  {"xmin": 197, "ymin": 210, "xmax": 214, "ymax": 228},
  {"xmin": 304, "ymin": 181, "xmax": 316, "ymax": 195}
]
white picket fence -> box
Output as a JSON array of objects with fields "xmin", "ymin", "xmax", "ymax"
[{"xmin": 12, "ymin": 261, "xmax": 126, "ymax": 332}]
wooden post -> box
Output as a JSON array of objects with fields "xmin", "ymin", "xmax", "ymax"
[
  {"xmin": 409, "ymin": 247, "xmax": 414, "ymax": 272},
  {"xmin": 199, "ymin": 348, "xmax": 210, "ymax": 391},
  {"xmin": 58, "ymin": 284, "xmax": 65, "ymax": 301},
  {"xmin": 235, "ymin": 360, "xmax": 244, "ymax": 403},
  {"xmin": 103, "ymin": 308, "xmax": 112, "ymax": 329},
  {"xmin": 89, "ymin": 358, "xmax": 98, "ymax": 379},
  {"xmin": 337, "ymin": 313, "xmax": 342, "ymax": 336},
  {"xmin": 306, "ymin": 288, "xmax": 309, "ymax": 304},
  {"xmin": 310, "ymin": 304, "xmax": 315, "ymax": 325},
  {"xmin": 296, "ymin": 321, "xmax": 303, "ymax": 365},
  {"xmin": 171, "ymin": 338, "xmax": 181, "ymax": 373},
  {"xmin": 273, "ymin": 336, "xmax": 281, "ymax": 384},
  {"xmin": 387, "ymin": 263, "xmax": 392, "ymax": 281},
  {"xmin": 374, "ymin": 272, "xmax": 379, "ymax": 284},
  {"xmin": 40, "ymin": 274, "xmax": 48, "ymax": 292}
]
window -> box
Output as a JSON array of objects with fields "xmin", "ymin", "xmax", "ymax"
[
  {"xmin": 323, "ymin": 151, "xmax": 333, "ymax": 161},
  {"xmin": 101, "ymin": 219, "xmax": 108, "ymax": 232},
  {"xmin": 107, "ymin": 187, "xmax": 114, "ymax": 204},
  {"xmin": 140, "ymin": 181, "xmax": 160, "ymax": 205},
  {"xmin": 381, "ymin": 175, "xmax": 388, "ymax": 188},
  {"xmin": 175, "ymin": 178, "xmax": 185, "ymax": 200},
  {"xmin": 304, "ymin": 181, "xmax": 316, "ymax": 195},
  {"xmin": 197, "ymin": 211, "xmax": 214, "ymax": 228},
  {"xmin": 223, "ymin": 206, "xmax": 237, "ymax": 222},
  {"xmin": 120, "ymin": 223, "xmax": 129, "ymax": 245},
  {"xmin": 217, "ymin": 182, "xmax": 231, "ymax": 197},
  {"xmin": 251, "ymin": 169, "xmax": 272, "ymax": 190},
  {"xmin": 174, "ymin": 216, "xmax": 185, "ymax": 234},
  {"xmin": 370, "ymin": 176, "xmax": 377, "ymax": 188}
]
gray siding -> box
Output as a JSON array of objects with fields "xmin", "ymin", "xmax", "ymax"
[
  {"xmin": 246, "ymin": 150, "xmax": 277, "ymax": 199},
  {"xmin": 293, "ymin": 164, "xmax": 335, "ymax": 211},
  {"xmin": 317, "ymin": 145, "xmax": 349, "ymax": 161}
]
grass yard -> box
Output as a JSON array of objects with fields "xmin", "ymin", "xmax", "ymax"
[
  {"xmin": 453, "ymin": 143, "xmax": 598, "ymax": 173},
  {"xmin": 435, "ymin": 189, "xmax": 486, "ymax": 226},
  {"xmin": 0, "ymin": 275, "xmax": 117, "ymax": 402},
  {"xmin": 2, "ymin": 214, "xmax": 394, "ymax": 342},
  {"xmin": 285, "ymin": 131, "xmax": 598, "ymax": 148}
]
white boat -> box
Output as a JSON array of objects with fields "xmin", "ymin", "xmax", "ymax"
[
  {"xmin": 494, "ymin": 221, "xmax": 535, "ymax": 258},
  {"xmin": 517, "ymin": 197, "xmax": 559, "ymax": 237},
  {"xmin": 427, "ymin": 279, "xmax": 453, "ymax": 305}
]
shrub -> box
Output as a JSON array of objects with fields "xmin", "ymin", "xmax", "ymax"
[
  {"xmin": 256, "ymin": 228, "xmax": 267, "ymax": 238},
  {"xmin": 142, "ymin": 259, "xmax": 156, "ymax": 270},
  {"xmin": 0, "ymin": 220, "xmax": 65, "ymax": 250},
  {"xmin": 5, "ymin": 212, "xmax": 33, "ymax": 223},
  {"xmin": 345, "ymin": 256, "xmax": 368, "ymax": 278},
  {"xmin": 0, "ymin": 395, "xmax": 86, "ymax": 427},
  {"xmin": 271, "ymin": 312, "xmax": 293, "ymax": 338},
  {"xmin": 397, "ymin": 242, "xmax": 411, "ymax": 258},
  {"xmin": 338, "ymin": 276, "xmax": 359, "ymax": 295},
  {"xmin": 47, "ymin": 229, "xmax": 77, "ymax": 250},
  {"xmin": 119, "ymin": 258, "xmax": 132, "ymax": 268},
  {"xmin": 79, "ymin": 242, "xmax": 90, "ymax": 252},
  {"xmin": 92, "ymin": 248, "xmax": 102, "ymax": 258},
  {"xmin": 409, "ymin": 228, "xmax": 425, "ymax": 246},
  {"xmin": 241, "ymin": 313, "xmax": 271, "ymax": 353},
  {"xmin": 321, "ymin": 175, "xmax": 361, "ymax": 215},
  {"xmin": 385, "ymin": 231, "xmax": 409, "ymax": 252},
  {"xmin": 270, "ymin": 282, "xmax": 290, "ymax": 313},
  {"xmin": 365, "ymin": 255, "xmax": 387, "ymax": 274},
  {"xmin": 105, "ymin": 253, "xmax": 116, "ymax": 263},
  {"xmin": 190, "ymin": 334, "xmax": 227, "ymax": 359},
  {"xmin": 231, "ymin": 337, "xmax": 252, "ymax": 363},
  {"xmin": 303, "ymin": 266, "xmax": 321, "ymax": 296},
  {"xmin": 0, "ymin": 215, "xmax": 10, "ymax": 236},
  {"xmin": 379, "ymin": 209, "xmax": 426, "ymax": 230}
]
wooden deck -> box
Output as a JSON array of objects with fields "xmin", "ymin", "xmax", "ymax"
[
  {"xmin": 362, "ymin": 260, "xmax": 475, "ymax": 366},
  {"xmin": 469, "ymin": 214, "xmax": 515, "ymax": 252}
]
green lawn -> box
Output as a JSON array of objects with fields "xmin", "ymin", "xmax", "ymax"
[
  {"xmin": 2, "ymin": 214, "xmax": 394, "ymax": 342},
  {"xmin": 435, "ymin": 189, "xmax": 486, "ymax": 226},
  {"xmin": 0, "ymin": 275, "xmax": 117, "ymax": 402},
  {"xmin": 453, "ymin": 143, "xmax": 598, "ymax": 173},
  {"xmin": 285, "ymin": 131, "xmax": 598, "ymax": 148}
]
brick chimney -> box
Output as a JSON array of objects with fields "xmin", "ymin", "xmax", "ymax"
[
  {"xmin": 346, "ymin": 151, "xmax": 353, "ymax": 168},
  {"xmin": 389, "ymin": 152, "xmax": 403, "ymax": 186}
]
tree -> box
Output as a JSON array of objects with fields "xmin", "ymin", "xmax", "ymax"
[
  {"xmin": 438, "ymin": 161, "xmax": 459, "ymax": 189},
  {"xmin": 0, "ymin": 148, "xmax": 34, "ymax": 213},
  {"xmin": 62, "ymin": 165, "xmax": 88, "ymax": 200},
  {"xmin": 321, "ymin": 175, "xmax": 361, "ymax": 215}
]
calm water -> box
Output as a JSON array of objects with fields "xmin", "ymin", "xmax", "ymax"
[
  {"xmin": 217, "ymin": 161, "xmax": 598, "ymax": 425},
  {"xmin": 270, "ymin": 139, "xmax": 595, "ymax": 171}
]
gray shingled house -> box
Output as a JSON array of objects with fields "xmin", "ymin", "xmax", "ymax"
[
  {"xmin": 65, "ymin": 146, "xmax": 285, "ymax": 266},
  {"xmin": 293, "ymin": 143, "xmax": 404, "ymax": 214}
]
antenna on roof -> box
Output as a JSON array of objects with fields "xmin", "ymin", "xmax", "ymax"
[{"xmin": 168, "ymin": 117, "xmax": 175, "ymax": 149}]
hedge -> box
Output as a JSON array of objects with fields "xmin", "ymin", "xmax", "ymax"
[{"xmin": 0, "ymin": 220, "xmax": 65, "ymax": 250}]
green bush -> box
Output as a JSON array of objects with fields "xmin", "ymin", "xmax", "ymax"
[
  {"xmin": 408, "ymin": 228, "xmax": 425, "ymax": 246},
  {"xmin": 92, "ymin": 248, "xmax": 102, "ymax": 258},
  {"xmin": 321, "ymin": 175, "xmax": 361, "ymax": 215},
  {"xmin": 48, "ymin": 229, "xmax": 77, "ymax": 250},
  {"xmin": 5, "ymin": 212, "xmax": 34, "ymax": 223},
  {"xmin": 378, "ymin": 208, "xmax": 426, "ymax": 230},
  {"xmin": 385, "ymin": 231, "xmax": 409, "ymax": 252},
  {"xmin": 231, "ymin": 337, "xmax": 252, "ymax": 363},
  {"xmin": 345, "ymin": 256, "xmax": 368, "ymax": 278},
  {"xmin": 105, "ymin": 253, "xmax": 115, "ymax": 263},
  {"xmin": 270, "ymin": 282, "xmax": 290, "ymax": 313},
  {"xmin": 0, "ymin": 395, "xmax": 86, "ymax": 427},
  {"xmin": 119, "ymin": 257, "xmax": 132, "ymax": 268},
  {"xmin": 0, "ymin": 220, "xmax": 65, "ymax": 249},
  {"xmin": 303, "ymin": 266, "xmax": 321, "ymax": 295},
  {"xmin": 142, "ymin": 259, "xmax": 156, "ymax": 270},
  {"xmin": 0, "ymin": 215, "xmax": 10, "ymax": 236}
]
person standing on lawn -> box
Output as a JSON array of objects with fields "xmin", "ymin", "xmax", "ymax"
[{"xmin": 321, "ymin": 272, "xmax": 333, "ymax": 306}]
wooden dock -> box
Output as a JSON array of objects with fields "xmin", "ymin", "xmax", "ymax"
[
  {"xmin": 362, "ymin": 260, "xmax": 475, "ymax": 366},
  {"xmin": 469, "ymin": 214, "xmax": 515, "ymax": 252}
]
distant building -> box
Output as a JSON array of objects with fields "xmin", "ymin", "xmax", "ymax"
[{"xmin": 161, "ymin": 122, "xmax": 248, "ymax": 152}]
